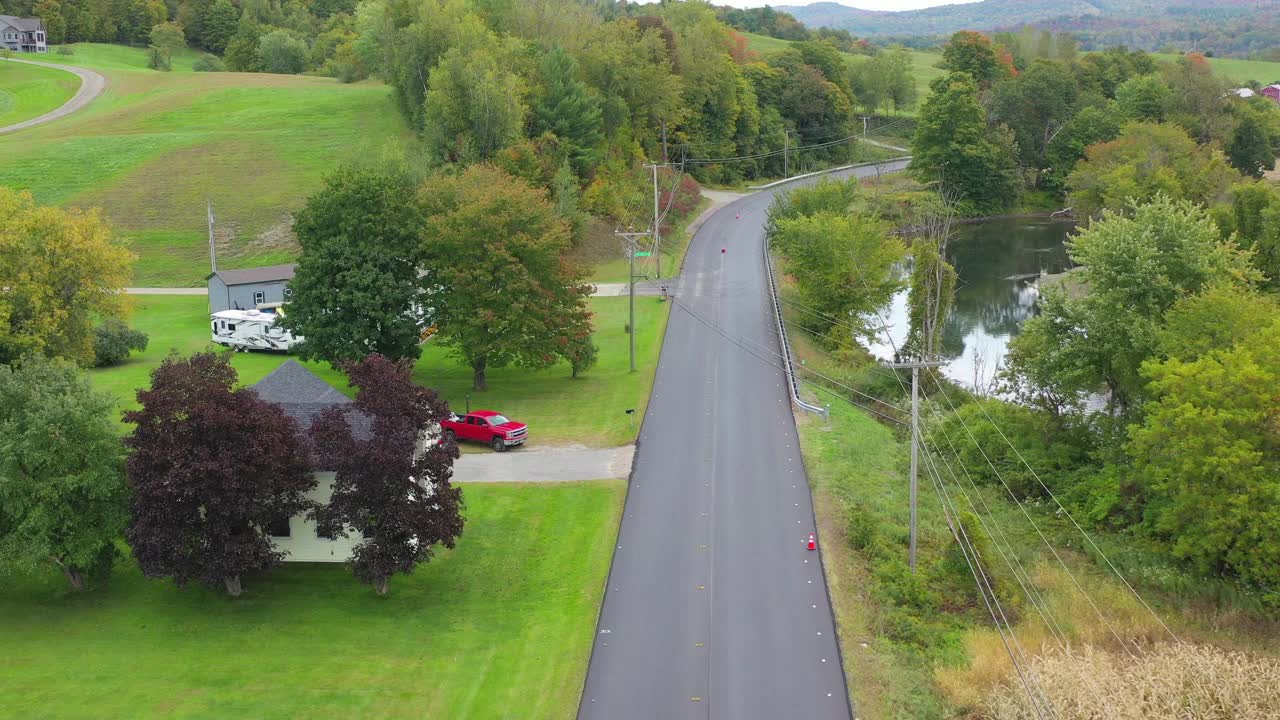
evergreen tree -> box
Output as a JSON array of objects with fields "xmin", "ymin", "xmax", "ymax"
[{"xmin": 534, "ymin": 45, "xmax": 604, "ymax": 174}]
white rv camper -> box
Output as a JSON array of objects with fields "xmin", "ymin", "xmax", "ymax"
[{"xmin": 210, "ymin": 309, "xmax": 303, "ymax": 352}]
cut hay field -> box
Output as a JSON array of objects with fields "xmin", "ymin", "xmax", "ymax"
[
  {"xmin": 0, "ymin": 59, "xmax": 80, "ymax": 127},
  {"xmin": 0, "ymin": 44, "xmax": 415, "ymax": 287}
]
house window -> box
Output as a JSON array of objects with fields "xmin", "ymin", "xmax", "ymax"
[
  {"xmin": 266, "ymin": 515, "xmax": 291, "ymax": 537},
  {"xmin": 316, "ymin": 524, "xmax": 338, "ymax": 540},
  {"xmin": 253, "ymin": 291, "xmax": 266, "ymax": 306}
]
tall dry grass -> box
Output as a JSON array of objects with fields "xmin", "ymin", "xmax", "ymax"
[{"xmin": 984, "ymin": 642, "xmax": 1280, "ymax": 719}]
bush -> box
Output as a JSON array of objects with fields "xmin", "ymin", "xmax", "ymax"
[
  {"xmin": 259, "ymin": 30, "xmax": 308, "ymax": 75},
  {"xmin": 55, "ymin": 45, "xmax": 74, "ymax": 56},
  {"xmin": 147, "ymin": 46, "xmax": 171, "ymax": 71},
  {"xmin": 93, "ymin": 320, "xmax": 149, "ymax": 367},
  {"xmin": 192, "ymin": 54, "xmax": 225, "ymax": 72},
  {"xmin": 986, "ymin": 643, "xmax": 1280, "ymax": 719}
]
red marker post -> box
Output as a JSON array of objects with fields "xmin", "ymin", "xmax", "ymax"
[
  {"xmin": 721, "ymin": 248, "xmax": 726, "ymax": 254},
  {"xmin": 807, "ymin": 533, "xmax": 816, "ymax": 551}
]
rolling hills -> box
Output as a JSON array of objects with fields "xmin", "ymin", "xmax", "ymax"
[{"xmin": 782, "ymin": 1, "xmax": 1280, "ymax": 56}]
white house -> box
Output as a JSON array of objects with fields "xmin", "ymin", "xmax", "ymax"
[
  {"xmin": 253, "ymin": 360, "xmax": 370, "ymax": 562},
  {"xmin": 0, "ymin": 15, "xmax": 47, "ymax": 53}
]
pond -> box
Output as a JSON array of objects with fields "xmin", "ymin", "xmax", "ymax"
[{"xmin": 865, "ymin": 217, "xmax": 1076, "ymax": 390}]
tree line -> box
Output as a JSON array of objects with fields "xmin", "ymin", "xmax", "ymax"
[{"xmin": 911, "ymin": 31, "xmax": 1280, "ymax": 218}]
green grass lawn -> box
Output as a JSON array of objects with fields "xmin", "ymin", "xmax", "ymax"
[
  {"xmin": 0, "ymin": 480, "xmax": 623, "ymax": 720},
  {"xmin": 94, "ymin": 293, "xmax": 669, "ymax": 447},
  {"xmin": 0, "ymin": 59, "xmax": 80, "ymax": 127},
  {"xmin": 0, "ymin": 44, "xmax": 415, "ymax": 287}
]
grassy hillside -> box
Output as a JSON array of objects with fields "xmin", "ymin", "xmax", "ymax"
[
  {"xmin": 0, "ymin": 480, "xmax": 624, "ymax": 720},
  {"xmin": 0, "ymin": 44, "xmax": 415, "ymax": 287},
  {"xmin": 0, "ymin": 59, "xmax": 80, "ymax": 127}
]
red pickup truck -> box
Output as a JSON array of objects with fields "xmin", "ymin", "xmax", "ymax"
[{"xmin": 441, "ymin": 410, "xmax": 528, "ymax": 452}]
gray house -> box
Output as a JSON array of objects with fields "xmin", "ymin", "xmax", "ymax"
[
  {"xmin": 0, "ymin": 16, "xmax": 47, "ymax": 53},
  {"xmin": 206, "ymin": 264, "xmax": 296, "ymax": 314}
]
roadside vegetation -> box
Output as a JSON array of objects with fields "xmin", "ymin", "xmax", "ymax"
[
  {"xmin": 768, "ymin": 26, "xmax": 1280, "ymax": 705},
  {"xmin": 0, "ymin": 58, "xmax": 79, "ymax": 126}
]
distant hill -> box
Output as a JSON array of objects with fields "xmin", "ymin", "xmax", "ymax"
[{"xmin": 780, "ymin": 1, "xmax": 1280, "ymax": 56}]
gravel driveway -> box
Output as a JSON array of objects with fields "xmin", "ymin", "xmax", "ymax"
[{"xmin": 0, "ymin": 57, "xmax": 106, "ymax": 135}]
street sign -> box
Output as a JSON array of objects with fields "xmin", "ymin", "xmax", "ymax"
[{"xmin": 633, "ymin": 251, "xmax": 652, "ymax": 257}]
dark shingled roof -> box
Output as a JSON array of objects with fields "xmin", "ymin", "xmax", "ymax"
[
  {"xmin": 252, "ymin": 360, "xmax": 372, "ymax": 441},
  {"xmin": 209, "ymin": 264, "xmax": 296, "ymax": 286},
  {"xmin": 0, "ymin": 15, "xmax": 45, "ymax": 31}
]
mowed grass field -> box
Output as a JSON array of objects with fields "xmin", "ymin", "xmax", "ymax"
[
  {"xmin": 0, "ymin": 44, "xmax": 415, "ymax": 287},
  {"xmin": 0, "ymin": 480, "xmax": 624, "ymax": 720},
  {"xmin": 93, "ymin": 294, "xmax": 669, "ymax": 447},
  {"xmin": 0, "ymin": 59, "xmax": 80, "ymax": 127},
  {"xmin": 1152, "ymin": 53, "xmax": 1280, "ymax": 85}
]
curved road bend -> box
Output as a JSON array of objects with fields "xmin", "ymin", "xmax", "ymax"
[
  {"xmin": 0, "ymin": 58, "xmax": 106, "ymax": 135},
  {"xmin": 579, "ymin": 159, "xmax": 911, "ymax": 720}
]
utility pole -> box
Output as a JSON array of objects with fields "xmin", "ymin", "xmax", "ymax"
[
  {"xmin": 783, "ymin": 129, "xmax": 790, "ymax": 178},
  {"xmin": 650, "ymin": 162, "xmax": 661, "ymax": 279},
  {"xmin": 207, "ymin": 199, "xmax": 217, "ymax": 273},
  {"xmin": 886, "ymin": 359, "xmax": 947, "ymax": 573},
  {"xmin": 859, "ymin": 115, "xmax": 872, "ymax": 139},
  {"xmin": 616, "ymin": 230, "xmax": 649, "ymax": 373}
]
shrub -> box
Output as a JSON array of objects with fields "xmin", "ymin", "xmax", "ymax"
[
  {"xmin": 55, "ymin": 45, "xmax": 74, "ymax": 56},
  {"xmin": 192, "ymin": 54, "xmax": 225, "ymax": 72},
  {"xmin": 93, "ymin": 320, "xmax": 149, "ymax": 367},
  {"xmin": 259, "ymin": 30, "xmax": 308, "ymax": 75},
  {"xmin": 986, "ymin": 643, "xmax": 1280, "ymax": 719}
]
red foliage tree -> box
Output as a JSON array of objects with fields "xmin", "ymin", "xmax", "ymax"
[
  {"xmin": 124, "ymin": 353, "xmax": 314, "ymax": 597},
  {"xmin": 308, "ymin": 354, "xmax": 463, "ymax": 595}
]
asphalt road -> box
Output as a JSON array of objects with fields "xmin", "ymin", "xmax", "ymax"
[
  {"xmin": 0, "ymin": 57, "xmax": 106, "ymax": 135},
  {"xmin": 579, "ymin": 160, "xmax": 911, "ymax": 720}
]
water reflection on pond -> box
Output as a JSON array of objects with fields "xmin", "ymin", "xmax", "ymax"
[{"xmin": 865, "ymin": 218, "xmax": 1076, "ymax": 390}]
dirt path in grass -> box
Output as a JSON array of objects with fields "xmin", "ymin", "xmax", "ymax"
[
  {"xmin": 0, "ymin": 57, "xmax": 106, "ymax": 135},
  {"xmin": 452, "ymin": 444, "xmax": 634, "ymax": 483}
]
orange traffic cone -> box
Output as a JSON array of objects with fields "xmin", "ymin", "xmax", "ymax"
[
  {"xmin": 721, "ymin": 247, "xmax": 726, "ymax": 254},
  {"xmin": 807, "ymin": 533, "xmax": 816, "ymax": 551}
]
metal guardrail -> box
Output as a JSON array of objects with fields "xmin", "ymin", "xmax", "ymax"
[{"xmin": 763, "ymin": 229, "xmax": 829, "ymax": 420}]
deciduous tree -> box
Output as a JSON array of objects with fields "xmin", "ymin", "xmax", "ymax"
[
  {"xmin": 1129, "ymin": 319, "xmax": 1280, "ymax": 589},
  {"xmin": 1227, "ymin": 110, "xmax": 1274, "ymax": 179},
  {"xmin": 308, "ymin": 354, "xmax": 462, "ymax": 595},
  {"xmin": 941, "ymin": 30, "xmax": 1005, "ymax": 86},
  {"xmin": 1067, "ymin": 122, "xmax": 1239, "ymax": 217},
  {"xmin": 0, "ymin": 357, "xmax": 127, "ymax": 591},
  {"xmin": 911, "ymin": 73, "xmax": 1020, "ymax": 213},
  {"xmin": 280, "ymin": 168, "xmax": 427, "ymax": 365},
  {"xmin": 423, "ymin": 44, "xmax": 527, "ymax": 164},
  {"xmin": 1006, "ymin": 196, "xmax": 1259, "ymax": 416},
  {"xmin": 258, "ymin": 29, "xmax": 307, "ymax": 74},
  {"xmin": 417, "ymin": 164, "xmax": 593, "ymax": 390},
  {"xmin": 0, "ymin": 188, "xmax": 133, "ymax": 367},
  {"xmin": 124, "ymin": 353, "xmax": 314, "ymax": 597}
]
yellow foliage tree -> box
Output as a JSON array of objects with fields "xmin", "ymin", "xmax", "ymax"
[{"xmin": 0, "ymin": 188, "xmax": 134, "ymax": 366}]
